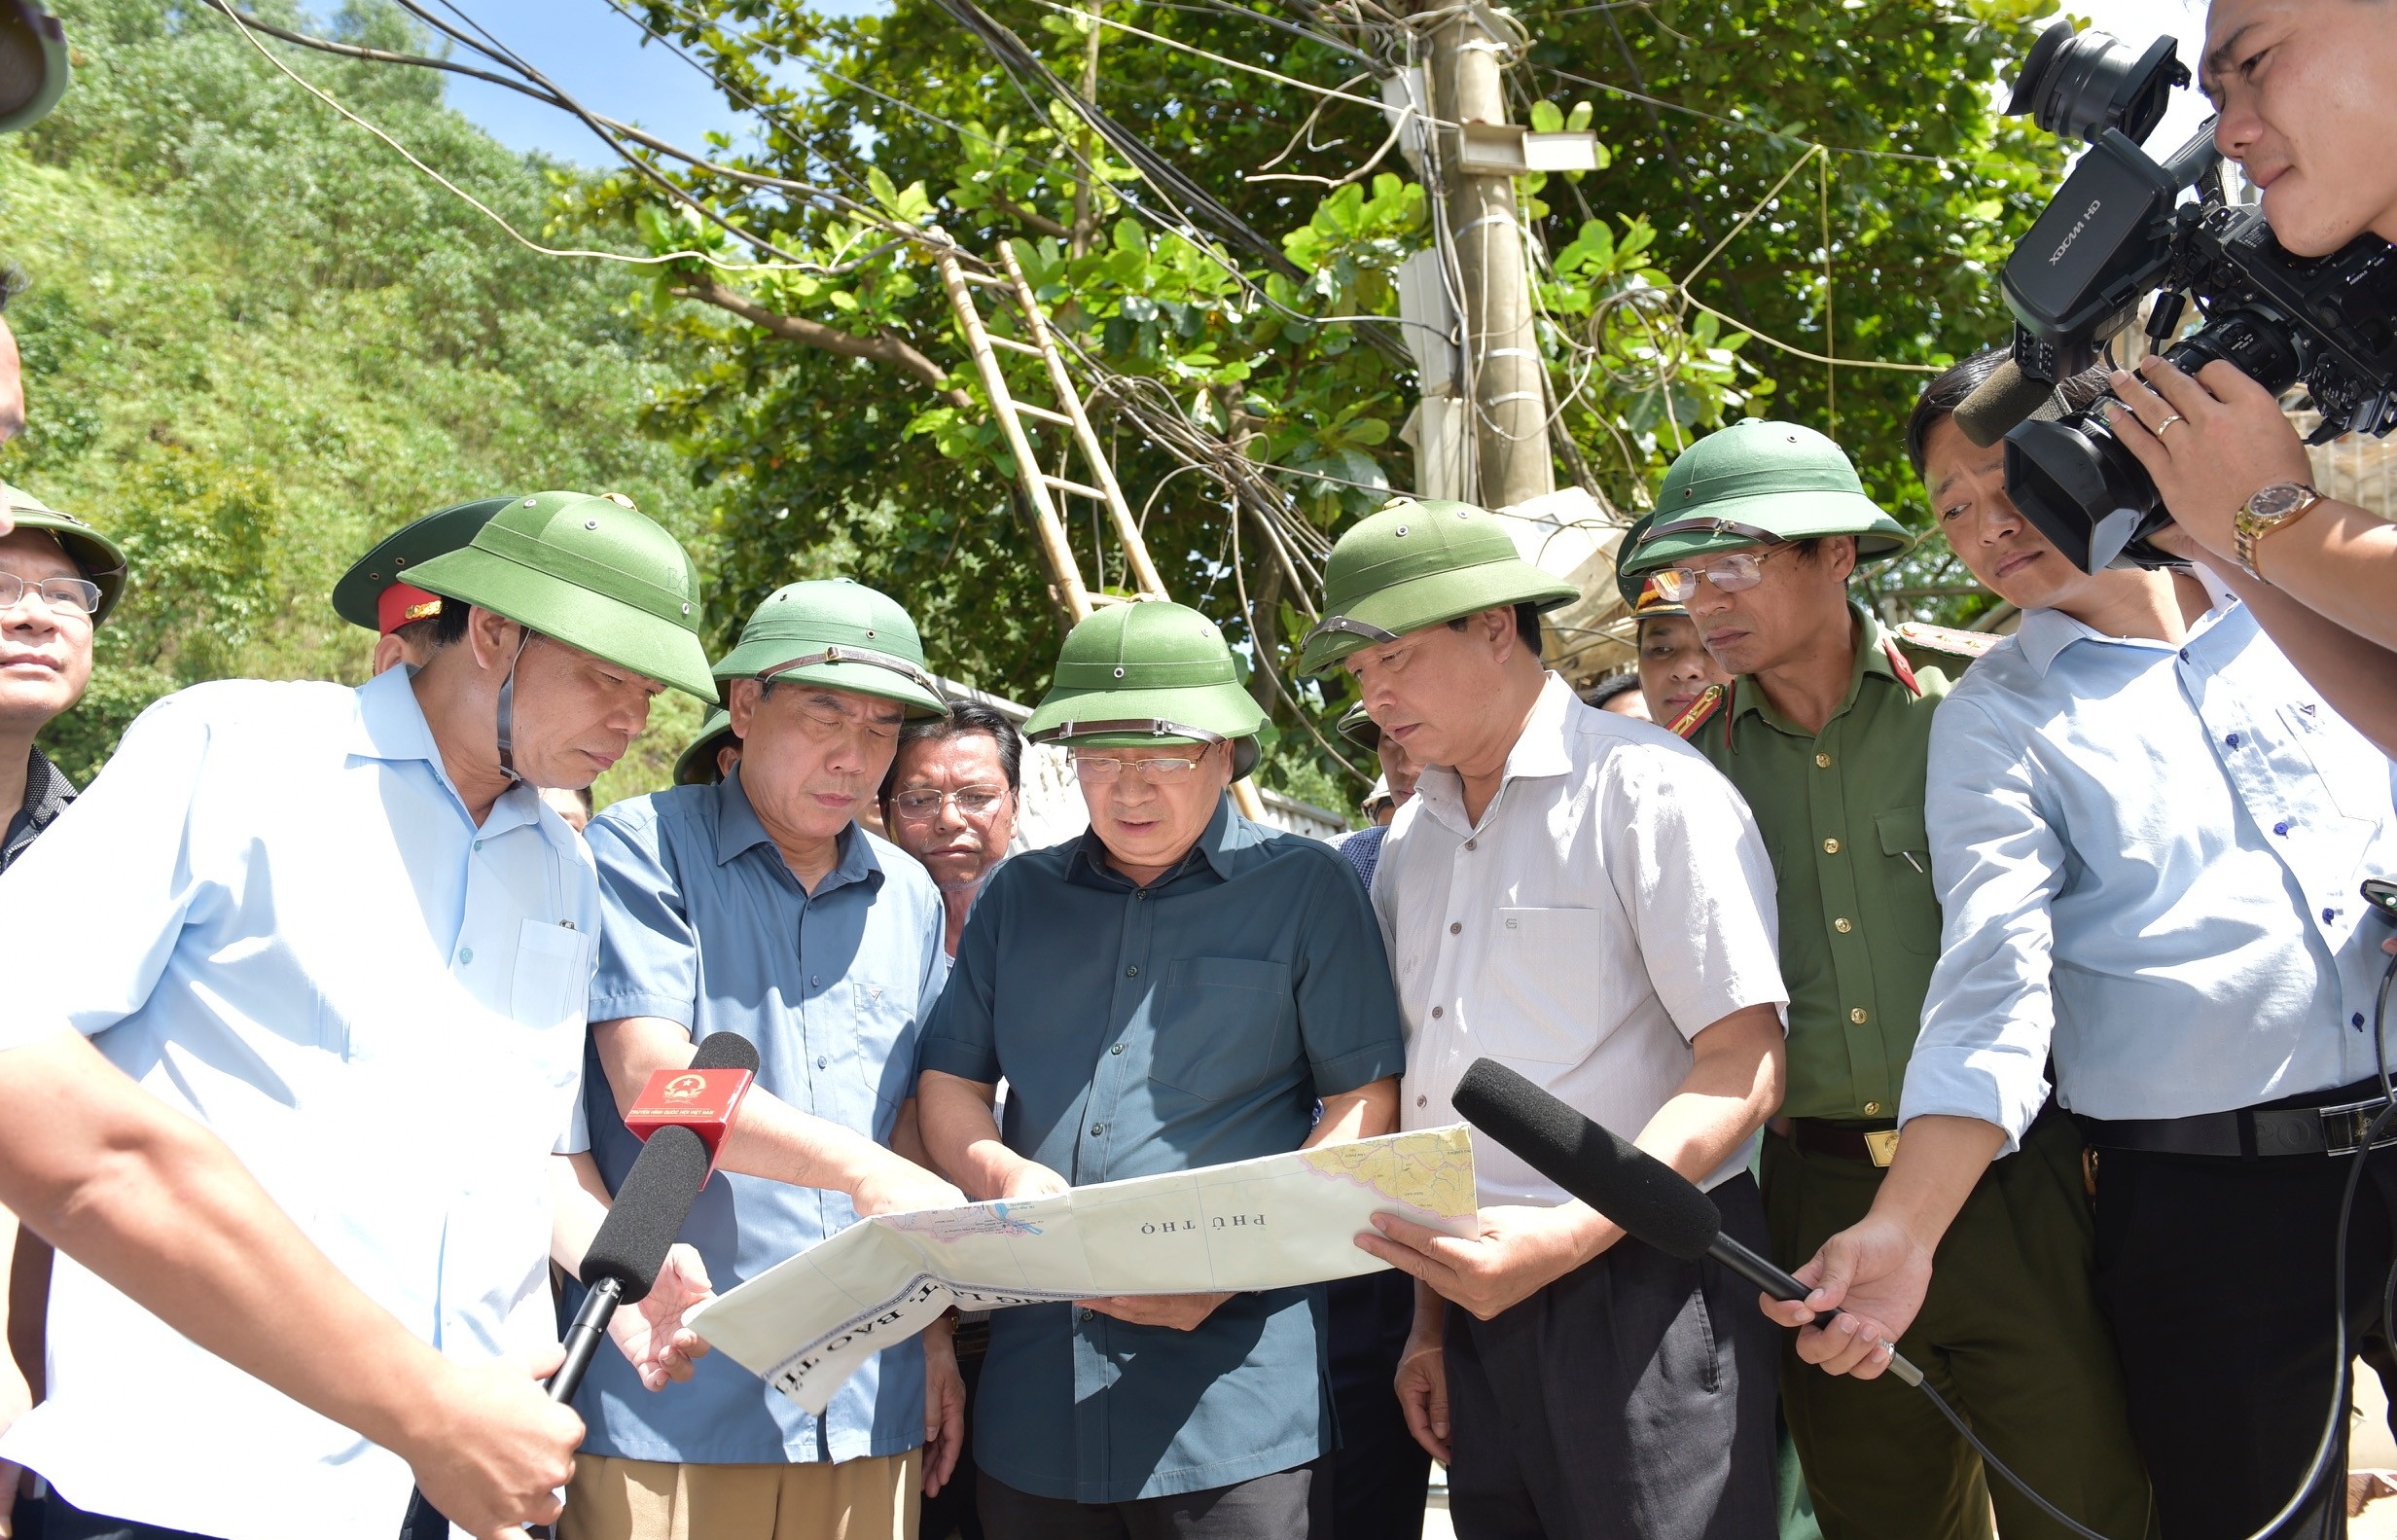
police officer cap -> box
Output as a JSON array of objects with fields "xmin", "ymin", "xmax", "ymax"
[{"xmin": 333, "ymin": 497, "xmax": 513, "ymax": 635}]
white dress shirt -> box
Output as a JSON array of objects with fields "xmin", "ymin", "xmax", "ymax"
[
  {"xmin": 1900, "ymin": 588, "xmax": 2397, "ymax": 1151},
  {"xmin": 1374, "ymin": 674, "xmax": 1788, "ymax": 1203},
  {"xmin": 0, "ymin": 668, "xmax": 596, "ymax": 1540}
]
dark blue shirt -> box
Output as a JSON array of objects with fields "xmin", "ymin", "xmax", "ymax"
[
  {"xmin": 575, "ymin": 770, "xmax": 947, "ymax": 1465},
  {"xmin": 919, "ymin": 797, "xmax": 1406, "ymax": 1502}
]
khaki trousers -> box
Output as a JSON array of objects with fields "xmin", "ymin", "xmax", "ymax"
[{"xmin": 561, "ymin": 1450, "xmax": 920, "ymax": 1540}]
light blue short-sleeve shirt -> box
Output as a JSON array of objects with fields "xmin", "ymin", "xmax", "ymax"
[
  {"xmin": 0, "ymin": 669, "xmax": 596, "ymax": 1540},
  {"xmin": 574, "ymin": 768, "xmax": 947, "ymax": 1464}
]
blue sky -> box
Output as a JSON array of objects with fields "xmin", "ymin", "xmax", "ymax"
[{"xmin": 427, "ymin": 0, "xmax": 885, "ymax": 165}]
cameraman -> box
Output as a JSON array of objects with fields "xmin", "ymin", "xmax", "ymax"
[
  {"xmin": 1762, "ymin": 346, "xmax": 2397, "ymax": 1540},
  {"xmin": 2103, "ymin": 0, "xmax": 2397, "ymax": 754}
]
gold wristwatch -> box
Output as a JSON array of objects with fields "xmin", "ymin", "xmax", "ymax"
[{"xmin": 2232, "ymin": 482, "xmax": 2323, "ymax": 580}]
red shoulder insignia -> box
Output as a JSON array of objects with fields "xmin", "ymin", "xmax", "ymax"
[
  {"xmin": 1668, "ymin": 683, "xmax": 1725, "ymax": 739},
  {"xmin": 1881, "ymin": 638, "xmax": 1922, "ymax": 698}
]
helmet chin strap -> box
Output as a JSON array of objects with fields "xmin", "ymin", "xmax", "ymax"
[{"xmin": 494, "ymin": 627, "xmax": 534, "ymax": 784}]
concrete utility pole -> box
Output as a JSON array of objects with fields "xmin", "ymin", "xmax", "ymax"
[{"xmin": 1424, "ymin": 4, "xmax": 1554, "ymax": 513}]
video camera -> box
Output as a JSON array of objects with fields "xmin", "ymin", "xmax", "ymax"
[{"xmin": 1954, "ymin": 20, "xmax": 2397, "ymax": 572}]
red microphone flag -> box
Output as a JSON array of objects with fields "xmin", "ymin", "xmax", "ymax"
[{"xmin": 625, "ymin": 1065, "xmax": 754, "ymax": 1174}]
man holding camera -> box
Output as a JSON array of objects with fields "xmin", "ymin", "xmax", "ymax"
[{"xmin": 1769, "ymin": 349, "xmax": 2397, "ymax": 1540}]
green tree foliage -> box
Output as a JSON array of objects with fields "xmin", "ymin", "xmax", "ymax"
[
  {"xmin": 582, "ymin": 0, "xmax": 2066, "ymax": 801},
  {"xmin": 5, "ymin": 0, "xmax": 704, "ymax": 791}
]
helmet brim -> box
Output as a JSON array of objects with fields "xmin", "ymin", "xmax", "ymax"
[
  {"xmin": 410, "ymin": 547, "xmax": 720, "ymax": 702},
  {"xmin": 711, "ymin": 638, "xmax": 947, "ymax": 718},
  {"xmin": 1620, "ymin": 491, "xmax": 1913, "ymax": 577},
  {"xmin": 1300, "ymin": 560, "xmax": 1579, "ymax": 675}
]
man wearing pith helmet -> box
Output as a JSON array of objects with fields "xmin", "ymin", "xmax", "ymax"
[
  {"xmin": 1621, "ymin": 422, "xmax": 2154, "ymax": 1540},
  {"xmin": 916, "ymin": 598, "xmax": 1407, "ymax": 1540},
  {"xmin": 568, "ymin": 578, "xmax": 972, "ymax": 1540},
  {"xmin": 0, "ymin": 483, "xmax": 122, "ymax": 872},
  {"xmin": 1307, "ymin": 496, "xmax": 1791, "ymax": 1540},
  {"xmin": 0, "ymin": 491, "xmax": 720, "ymax": 1539}
]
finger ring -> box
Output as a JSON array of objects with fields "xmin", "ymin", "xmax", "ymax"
[{"xmin": 2154, "ymin": 413, "xmax": 2185, "ymax": 438}]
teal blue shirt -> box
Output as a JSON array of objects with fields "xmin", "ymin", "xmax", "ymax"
[{"xmin": 918, "ymin": 797, "xmax": 1406, "ymax": 1502}]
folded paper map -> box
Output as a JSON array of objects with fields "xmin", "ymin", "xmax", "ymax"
[{"xmin": 687, "ymin": 1125, "xmax": 1478, "ymax": 1413}]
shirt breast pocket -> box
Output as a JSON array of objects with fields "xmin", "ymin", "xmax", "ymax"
[
  {"xmin": 510, "ymin": 920, "xmax": 593, "ymax": 1092},
  {"xmin": 1149, "ymin": 956, "xmax": 1296, "ymax": 1102},
  {"xmin": 2279, "ymin": 702, "xmax": 2391, "ymax": 827},
  {"xmin": 1872, "ymin": 807, "xmax": 1944, "ymax": 956},
  {"xmin": 1482, "ymin": 908, "xmax": 1603, "ymax": 1066},
  {"xmin": 852, "ymin": 979, "xmax": 920, "ymax": 1119}
]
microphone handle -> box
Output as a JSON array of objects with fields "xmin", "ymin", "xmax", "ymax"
[
  {"xmin": 548, "ymin": 1275, "xmax": 626, "ymax": 1404},
  {"xmin": 1705, "ymin": 1232, "xmax": 1925, "ymax": 1388}
]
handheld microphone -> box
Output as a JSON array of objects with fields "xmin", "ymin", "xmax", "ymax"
[
  {"xmin": 548, "ymin": 1030, "xmax": 760, "ymax": 1404},
  {"xmin": 1449, "ymin": 1058, "xmax": 1924, "ymax": 1388}
]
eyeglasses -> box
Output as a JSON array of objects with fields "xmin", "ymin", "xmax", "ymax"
[
  {"xmin": 891, "ymin": 785, "xmax": 1010, "ymax": 820},
  {"xmin": 0, "ymin": 572, "xmax": 101, "ymax": 617},
  {"xmin": 1648, "ymin": 544, "xmax": 1795, "ymax": 603},
  {"xmin": 1070, "ymin": 750, "xmax": 1213, "ymax": 784}
]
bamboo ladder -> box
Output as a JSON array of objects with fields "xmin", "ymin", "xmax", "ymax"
[{"xmin": 934, "ymin": 238, "xmax": 1269, "ymax": 820}]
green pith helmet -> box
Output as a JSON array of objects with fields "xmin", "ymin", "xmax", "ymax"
[
  {"xmin": 1618, "ymin": 420, "xmax": 1913, "ymax": 580},
  {"xmin": 1338, "ymin": 700, "xmax": 1381, "ymax": 752},
  {"xmin": 332, "ymin": 497, "xmax": 512, "ymax": 633},
  {"xmin": 1024, "ymin": 599, "xmax": 1267, "ymax": 778},
  {"xmin": 0, "ymin": 2, "xmax": 70, "ymax": 135},
  {"xmin": 675, "ymin": 707, "xmax": 737, "ymax": 786},
  {"xmin": 710, "ymin": 579, "xmax": 947, "ymax": 718},
  {"xmin": 407, "ymin": 490, "xmax": 717, "ymax": 702},
  {"xmin": 2, "ymin": 482, "xmax": 125, "ymax": 624},
  {"xmin": 1299, "ymin": 498, "xmax": 1580, "ymax": 675}
]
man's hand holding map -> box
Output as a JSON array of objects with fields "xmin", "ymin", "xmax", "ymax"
[{"xmin": 686, "ymin": 1125, "xmax": 1477, "ymax": 1413}]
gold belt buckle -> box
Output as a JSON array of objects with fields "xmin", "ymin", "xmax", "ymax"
[{"xmin": 1863, "ymin": 1129, "xmax": 1901, "ymax": 1168}]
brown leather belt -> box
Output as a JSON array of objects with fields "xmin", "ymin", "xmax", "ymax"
[{"xmin": 1789, "ymin": 1118, "xmax": 1901, "ymax": 1167}]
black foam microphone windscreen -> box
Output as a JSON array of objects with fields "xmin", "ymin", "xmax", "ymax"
[
  {"xmin": 1451, "ymin": 1058, "xmax": 1722, "ymax": 1262},
  {"xmin": 580, "ymin": 1126, "xmax": 710, "ymax": 1303},
  {"xmin": 1953, "ymin": 358, "xmax": 2057, "ymax": 448},
  {"xmin": 580, "ymin": 1031, "xmax": 760, "ymax": 1302}
]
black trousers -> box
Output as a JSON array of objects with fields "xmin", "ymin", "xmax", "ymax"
[
  {"xmin": 2093, "ymin": 1140, "xmax": 2397, "ymax": 1540},
  {"xmin": 1324, "ymin": 1270, "xmax": 1432, "ymax": 1540},
  {"xmin": 1443, "ymin": 1172, "xmax": 1779, "ymax": 1540},
  {"xmin": 977, "ymin": 1457, "xmax": 1328, "ymax": 1540}
]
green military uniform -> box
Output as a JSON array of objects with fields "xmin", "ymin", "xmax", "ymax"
[{"xmin": 1623, "ymin": 424, "xmax": 2152, "ymax": 1540}]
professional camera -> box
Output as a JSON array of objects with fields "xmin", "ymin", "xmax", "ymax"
[{"xmin": 1954, "ymin": 20, "xmax": 2397, "ymax": 572}]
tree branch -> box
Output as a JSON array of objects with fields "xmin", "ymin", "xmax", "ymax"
[
  {"xmin": 989, "ymin": 194, "xmax": 1072, "ymax": 240},
  {"xmin": 671, "ymin": 280, "xmax": 971, "ymax": 408}
]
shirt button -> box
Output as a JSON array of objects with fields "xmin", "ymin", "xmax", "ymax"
[
  {"xmin": 1834, "ymin": 917, "xmax": 1853, "ymax": 933},
  {"xmin": 1080, "ymin": 1307, "xmax": 1096, "ymax": 1321},
  {"xmin": 1863, "ymin": 1101, "xmax": 1881, "ymax": 1116},
  {"xmin": 2323, "ymin": 908, "xmax": 2338, "ymax": 923},
  {"xmin": 1849, "ymin": 1007, "xmax": 1869, "ymax": 1024},
  {"xmin": 456, "ymin": 948, "xmax": 473, "ymax": 965},
  {"xmin": 1449, "ymin": 921, "xmax": 1462, "ymax": 935},
  {"xmin": 1431, "ymin": 1005, "xmax": 1444, "ymax": 1020},
  {"xmin": 1823, "ymin": 838, "xmax": 1841, "ymax": 855},
  {"xmin": 1416, "ymin": 1094, "xmax": 1428, "ymax": 1108},
  {"xmin": 472, "ymin": 839, "xmax": 483, "ymax": 851},
  {"xmin": 1815, "ymin": 753, "xmax": 1832, "ymax": 769},
  {"xmin": 817, "ymin": 1057, "xmax": 829, "ymax": 1070},
  {"xmin": 2356, "ymin": 1014, "xmax": 2369, "ymax": 1029},
  {"xmin": 1464, "ymin": 840, "xmax": 1478, "ymax": 852},
  {"xmin": 2226, "ymin": 733, "xmax": 2242, "ymax": 749},
  {"xmin": 1126, "ymin": 965, "xmax": 1139, "ymax": 977},
  {"xmin": 2273, "ymin": 821, "xmax": 2291, "ymax": 836},
  {"xmin": 811, "ymin": 975, "xmax": 822, "ymax": 987},
  {"xmin": 1091, "ymin": 1124, "xmax": 1106, "ymax": 1136},
  {"xmin": 2179, "ymin": 648, "xmax": 2191, "ymax": 662},
  {"xmin": 1110, "ymin": 1043, "xmax": 1126, "ymax": 1055}
]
